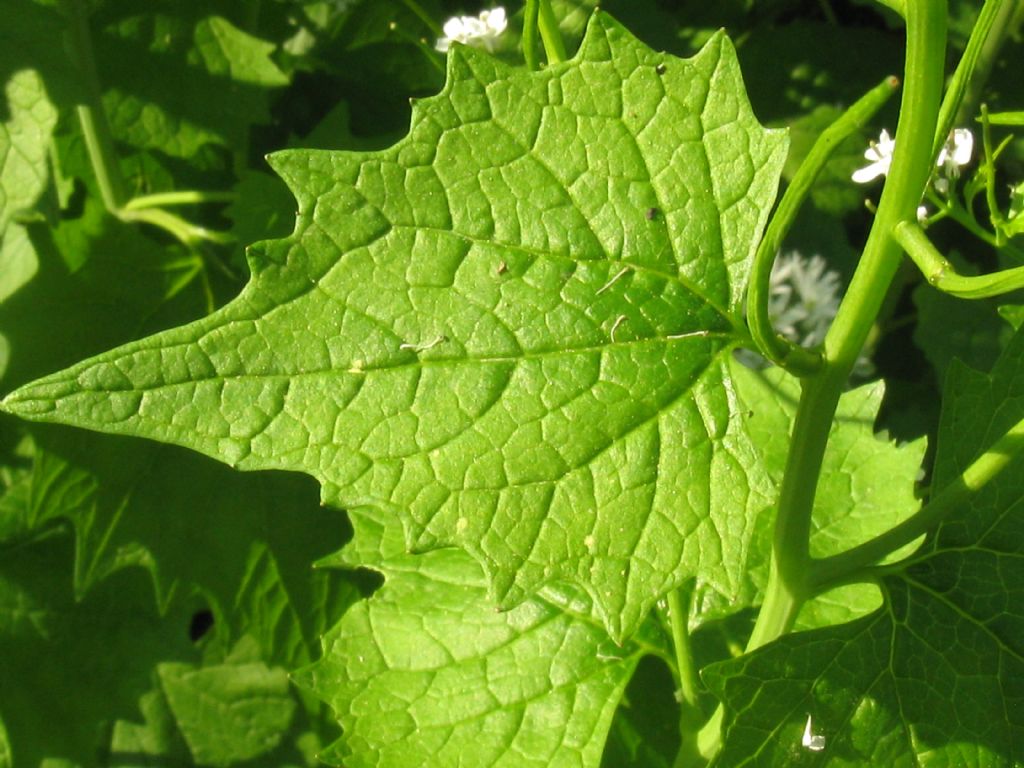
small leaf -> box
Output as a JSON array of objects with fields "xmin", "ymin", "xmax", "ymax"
[{"xmin": 158, "ymin": 654, "xmax": 296, "ymax": 766}]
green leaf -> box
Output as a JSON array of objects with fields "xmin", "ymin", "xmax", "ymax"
[
  {"xmin": 703, "ymin": 329, "xmax": 1024, "ymax": 766},
  {"xmin": 0, "ymin": 431, "xmax": 356, "ymax": 764},
  {"xmin": 158, "ymin": 650, "xmax": 296, "ymax": 766},
  {"xmin": 0, "ymin": 68, "xmax": 57, "ymax": 233},
  {"xmin": 0, "ymin": 533, "xmax": 197, "ymax": 767},
  {"xmin": 295, "ymin": 505, "xmax": 655, "ymax": 767},
  {"xmin": 913, "ymin": 258, "xmax": 1008, "ymax": 383},
  {"xmin": 19, "ymin": 427, "xmax": 353, "ymax": 662},
  {"xmin": 1, "ymin": 12, "xmax": 787, "ymax": 640},
  {"xmin": 94, "ymin": 4, "xmax": 288, "ymax": 157},
  {"xmin": 0, "ymin": 179, "xmax": 352, "ymax": 765},
  {"xmin": 108, "ymin": 689, "xmax": 194, "ymax": 765}
]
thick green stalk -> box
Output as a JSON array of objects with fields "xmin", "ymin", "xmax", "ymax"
[
  {"xmin": 694, "ymin": 2, "xmax": 947, "ymax": 761},
  {"xmin": 537, "ymin": 0, "xmax": 567, "ymax": 64},
  {"xmin": 760, "ymin": 0, "xmax": 945, "ymax": 635},
  {"xmin": 523, "ymin": 0, "xmax": 541, "ymax": 71}
]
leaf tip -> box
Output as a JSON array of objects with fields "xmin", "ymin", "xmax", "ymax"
[{"xmin": 0, "ymin": 385, "xmax": 58, "ymax": 419}]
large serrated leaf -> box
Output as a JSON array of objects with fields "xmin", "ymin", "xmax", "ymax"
[
  {"xmin": 1, "ymin": 12, "xmax": 787, "ymax": 641},
  {"xmin": 703, "ymin": 329, "xmax": 1024, "ymax": 766}
]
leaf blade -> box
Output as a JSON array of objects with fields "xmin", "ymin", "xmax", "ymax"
[
  {"xmin": 2, "ymin": 12, "xmax": 787, "ymax": 640},
  {"xmin": 297, "ymin": 506, "xmax": 655, "ymax": 767}
]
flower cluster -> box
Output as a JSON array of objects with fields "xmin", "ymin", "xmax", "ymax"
[
  {"xmin": 852, "ymin": 127, "xmax": 974, "ymax": 222},
  {"xmin": 435, "ymin": 8, "xmax": 508, "ymax": 53},
  {"xmin": 767, "ymin": 251, "xmax": 842, "ymax": 349},
  {"xmin": 852, "ymin": 127, "xmax": 974, "ymax": 184},
  {"xmin": 739, "ymin": 250, "xmax": 874, "ymax": 374}
]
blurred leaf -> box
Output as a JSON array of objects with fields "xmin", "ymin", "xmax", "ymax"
[
  {"xmin": 158, "ymin": 646, "xmax": 296, "ymax": 766},
  {"xmin": 0, "ymin": 68, "xmax": 57, "ymax": 233},
  {"xmin": 737, "ymin": 22, "xmax": 901, "ymax": 123},
  {"xmin": 92, "ymin": 2, "xmax": 289, "ymax": 158},
  {"xmin": 0, "ymin": 534, "xmax": 198, "ymax": 767}
]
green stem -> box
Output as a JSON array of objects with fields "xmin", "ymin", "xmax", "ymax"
[
  {"xmin": 124, "ymin": 190, "xmax": 236, "ymax": 211},
  {"xmin": 980, "ymin": 106, "xmax": 1010, "ymax": 239},
  {"xmin": 120, "ymin": 208, "xmax": 234, "ymax": 247},
  {"xmin": 957, "ymin": 0, "xmax": 1021, "ymax": 132},
  {"xmin": 812, "ymin": 414, "xmax": 1024, "ymax": 590},
  {"xmin": 896, "ymin": 220, "xmax": 1024, "ymax": 297},
  {"xmin": 924, "ymin": 188, "xmax": 1024, "ymax": 262},
  {"xmin": 772, "ymin": 0, "xmax": 944, "ymax": 598},
  {"xmin": 696, "ymin": 2, "xmax": 946, "ymax": 761},
  {"xmin": 786, "ymin": 0, "xmax": 945, "ymax": 617},
  {"xmin": 747, "ymin": 76, "xmax": 899, "ymax": 375},
  {"xmin": 933, "ymin": 0, "xmax": 1009, "ymax": 162},
  {"xmin": 62, "ymin": 0, "xmax": 128, "ymax": 211},
  {"xmin": 537, "ymin": 0, "xmax": 567, "ymax": 64},
  {"xmin": 667, "ymin": 585, "xmax": 704, "ymax": 768},
  {"xmin": 523, "ymin": 0, "xmax": 540, "ymax": 71},
  {"xmin": 667, "ymin": 586, "xmax": 699, "ymax": 713}
]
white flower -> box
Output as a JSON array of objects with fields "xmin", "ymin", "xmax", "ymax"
[
  {"xmin": 917, "ymin": 204, "xmax": 929, "ymax": 223},
  {"xmin": 435, "ymin": 7, "xmax": 507, "ymax": 53},
  {"xmin": 802, "ymin": 715, "xmax": 826, "ymax": 752},
  {"xmin": 852, "ymin": 127, "xmax": 975, "ymax": 185},
  {"xmin": 936, "ymin": 127, "xmax": 974, "ymax": 178},
  {"xmin": 851, "ymin": 129, "xmax": 896, "ymax": 184}
]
